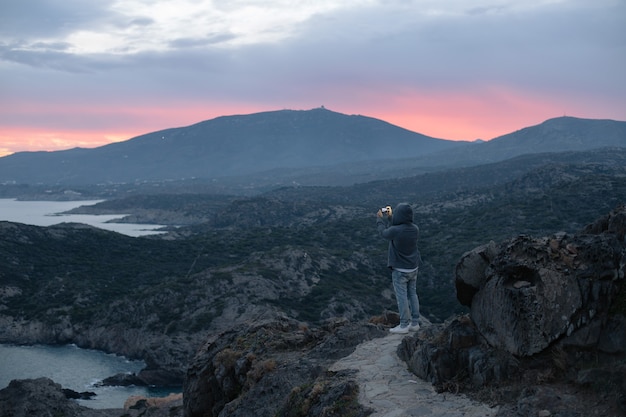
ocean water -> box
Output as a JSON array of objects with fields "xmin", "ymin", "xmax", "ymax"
[
  {"xmin": 0, "ymin": 199, "xmax": 166, "ymax": 236},
  {"xmin": 0, "ymin": 344, "xmax": 179, "ymax": 409},
  {"xmin": 0, "ymin": 199, "xmax": 177, "ymax": 408}
]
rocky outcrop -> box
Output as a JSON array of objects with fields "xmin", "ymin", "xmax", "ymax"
[
  {"xmin": 399, "ymin": 315, "xmax": 520, "ymax": 389},
  {"xmin": 398, "ymin": 206, "xmax": 626, "ymax": 415},
  {"xmin": 183, "ymin": 315, "xmax": 387, "ymax": 417},
  {"xmin": 0, "ymin": 316, "xmax": 194, "ymax": 387},
  {"xmin": 0, "ymin": 316, "xmax": 386, "ymax": 417},
  {"xmin": 0, "ymin": 378, "xmax": 185, "ymax": 417},
  {"xmin": 0, "ymin": 378, "xmax": 110, "ymax": 417},
  {"xmin": 455, "ymin": 205, "xmax": 625, "ymax": 356}
]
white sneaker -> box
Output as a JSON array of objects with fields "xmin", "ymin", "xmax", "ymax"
[
  {"xmin": 389, "ymin": 324, "xmax": 409, "ymax": 334},
  {"xmin": 409, "ymin": 323, "xmax": 420, "ymax": 331}
]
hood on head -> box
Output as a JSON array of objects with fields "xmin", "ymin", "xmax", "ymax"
[{"xmin": 392, "ymin": 203, "xmax": 414, "ymax": 225}]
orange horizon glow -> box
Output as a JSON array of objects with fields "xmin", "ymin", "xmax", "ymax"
[
  {"xmin": 1, "ymin": 88, "xmax": 623, "ymax": 158},
  {"xmin": 0, "ymin": 115, "xmax": 491, "ymax": 159},
  {"xmin": 0, "ymin": 101, "xmax": 267, "ymax": 157},
  {"xmin": 0, "ymin": 111, "xmax": 592, "ymax": 158}
]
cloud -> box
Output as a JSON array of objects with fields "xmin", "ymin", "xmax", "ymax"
[
  {"xmin": 0, "ymin": 0, "xmax": 624, "ymax": 153},
  {"xmin": 0, "ymin": 0, "xmax": 119, "ymax": 39},
  {"xmin": 168, "ymin": 33, "xmax": 238, "ymax": 49},
  {"xmin": 3, "ymin": 0, "xmax": 624, "ymax": 91}
]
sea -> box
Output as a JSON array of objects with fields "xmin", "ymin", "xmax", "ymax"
[
  {"xmin": 0, "ymin": 198, "xmax": 168, "ymax": 236},
  {"xmin": 0, "ymin": 199, "xmax": 177, "ymax": 408},
  {"xmin": 0, "ymin": 344, "xmax": 179, "ymax": 409}
]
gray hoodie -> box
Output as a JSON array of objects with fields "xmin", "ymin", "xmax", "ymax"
[{"xmin": 376, "ymin": 203, "xmax": 420, "ymax": 270}]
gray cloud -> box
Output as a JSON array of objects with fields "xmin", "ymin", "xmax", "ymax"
[
  {"xmin": 0, "ymin": 0, "xmax": 624, "ymax": 149},
  {"xmin": 169, "ymin": 33, "xmax": 238, "ymax": 49},
  {"xmin": 3, "ymin": 0, "xmax": 624, "ymax": 94},
  {"xmin": 0, "ymin": 0, "xmax": 118, "ymax": 38}
]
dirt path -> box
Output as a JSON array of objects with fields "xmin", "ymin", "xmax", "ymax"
[{"xmin": 330, "ymin": 331, "xmax": 499, "ymax": 417}]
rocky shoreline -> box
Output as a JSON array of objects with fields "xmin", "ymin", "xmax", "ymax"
[
  {"xmin": 0, "ymin": 316, "xmax": 197, "ymax": 387},
  {"xmin": 2, "ymin": 313, "xmax": 624, "ymax": 417}
]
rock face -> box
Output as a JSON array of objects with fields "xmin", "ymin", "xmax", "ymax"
[
  {"xmin": 183, "ymin": 315, "xmax": 386, "ymax": 417},
  {"xmin": 398, "ymin": 206, "xmax": 626, "ymax": 415},
  {"xmin": 399, "ymin": 315, "xmax": 520, "ymax": 389},
  {"xmin": 455, "ymin": 206, "xmax": 625, "ymax": 356},
  {"xmin": 0, "ymin": 316, "xmax": 193, "ymax": 387},
  {"xmin": 0, "ymin": 377, "xmax": 185, "ymax": 417},
  {"xmin": 0, "ymin": 378, "xmax": 109, "ymax": 417}
]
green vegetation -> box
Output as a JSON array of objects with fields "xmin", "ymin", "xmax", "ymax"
[
  {"xmin": 1, "ymin": 150, "xmax": 625, "ymax": 337},
  {"xmin": 278, "ymin": 380, "xmax": 363, "ymax": 417}
]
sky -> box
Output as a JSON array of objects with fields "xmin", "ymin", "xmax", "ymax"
[{"xmin": 1, "ymin": 0, "xmax": 625, "ymax": 157}]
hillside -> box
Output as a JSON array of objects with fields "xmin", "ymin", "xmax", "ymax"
[
  {"xmin": 421, "ymin": 115, "xmax": 626, "ymax": 166},
  {"xmin": 0, "ymin": 110, "xmax": 623, "ymax": 192},
  {"xmin": 1, "ymin": 149, "xmax": 625, "ymax": 385},
  {"xmin": 61, "ymin": 147, "xmax": 626, "ymax": 227},
  {"xmin": 0, "ymin": 108, "xmax": 461, "ymax": 185}
]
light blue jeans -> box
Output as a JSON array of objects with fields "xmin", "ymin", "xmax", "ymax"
[{"xmin": 392, "ymin": 269, "xmax": 420, "ymax": 327}]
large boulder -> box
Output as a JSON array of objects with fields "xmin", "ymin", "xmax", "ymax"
[
  {"xmin": 454, "ymin": 205, "xmax": 625, "ymax": 356},
  {"xmin": 0, "ymin": 378, "xmax": 108, "ymax": 417},
  {"xmin": 398, "ymin": 206, "xmax": 626, "ymax": 416},
  {"xmin": 454, "ymin": 240, "xmax": 499, "ymax": 306},
  {"xmin": 398, "ymin": 315, "xmax": 519, "ymax": 388}
]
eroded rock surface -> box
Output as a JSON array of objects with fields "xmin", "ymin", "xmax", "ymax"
[
  {"xmin": 183, "ymin": 315, "xmax": 386, "ymax": 417},
  {"xmin": 399, "ymin": 206, "xmax": 626, "ymax": 416},
  {"xmin": 455, "ymin": 206, "xmax": 625, "ymax": 356}
]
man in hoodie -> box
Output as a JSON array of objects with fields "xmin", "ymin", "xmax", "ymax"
[{"xmin": 376, "ymin": 203, "xmax": 421, "ymax": 334}]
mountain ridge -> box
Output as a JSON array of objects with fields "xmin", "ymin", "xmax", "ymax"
[
  {"xmin": 399, "ymin": 115, "xmax": 626, "ymax": 169},
  {"xmin": 0, "ymin": 108, "xmax": 461, "ymax": 185},
  {"xmin": 0, "ymin": 109, "xmax": 624, "ymax": 188}
]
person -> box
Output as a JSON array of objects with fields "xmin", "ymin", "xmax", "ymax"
[{"xmin": 376, "ymin": 203, "xmax": 421, "ymax": 334}]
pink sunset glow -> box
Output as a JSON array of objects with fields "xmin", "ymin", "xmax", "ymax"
[
  {"xmin": 1, "ymin": 1, "xmax": 624, "ymax": 158},
  {"xmin": 0, "ymin": 101, "xmax": 266, "ymax": 157},
  {"xmin": 2, "ymin": 86, "xmax": 621, "ymax": 158}
]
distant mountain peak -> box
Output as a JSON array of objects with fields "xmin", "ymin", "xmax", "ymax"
[
  {"xmin": 0, "ymin": 110, "xmax": 623, "ymax": 186},
  {"xmin": 0, "ymin": 108, "xmax": 459, "ymax": 185}
]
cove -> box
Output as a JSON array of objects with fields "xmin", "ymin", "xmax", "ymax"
[
  {"xmin": 0, "ymin": 344, "xmax": 179, "ymax": 409},
  {"xmin": 0, "ymin": 199, "xmax": 166, "ymax": 237}
]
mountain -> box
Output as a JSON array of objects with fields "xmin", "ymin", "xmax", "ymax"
[
  {"xmin": 223, "ymin": 117, "xmax": 626, "ymax": 190},
  {"xmin": 417, "ymin": 116, "xmax": 626, "ymax": 166},
  {"xmin": 0, "ymin": 109, "xmax": 624, "ymax": 192},
  {"xmin": 0, "ymin": 108, "xmax": 461, "ymax": 185}
]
